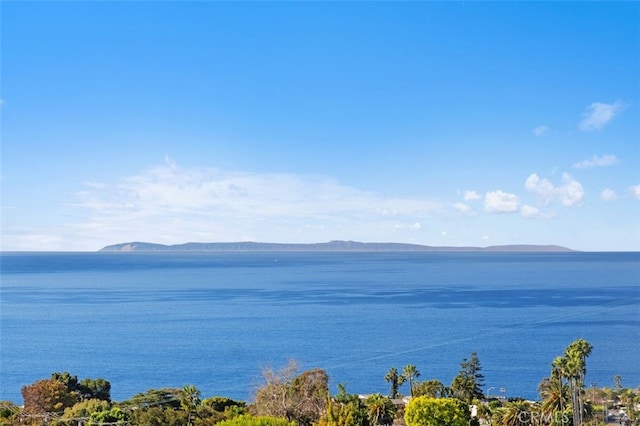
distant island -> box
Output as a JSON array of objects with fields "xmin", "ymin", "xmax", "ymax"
[{"xmin": 99, "ymin": 240, "xmax": 576, "ymax": 253}]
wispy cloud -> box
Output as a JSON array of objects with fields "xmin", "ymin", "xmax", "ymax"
[
  {"xmin": 484, "ymin": 190, "xmax": 519, "ymax": 213},
  {"xmin": 629, "ymin": 185, "xmax": 640, "ymax": 200},
  {"xmin": 463, "ymin": 190, "xmax": 481, "ymax": 201},
  {"xmin": 520, "ymin": 204, "xmax": 555, "ymax": 219},
  {"xmin": 601, "ymin": 188, "xmax": 617, "ymax": 202},
  {"xmin": 520, "ymin": 204, "xmax": 540, "ymax": 218},
  {"xmin": 525, "ymin": 173, "xmax": 584, "ymax": 207},
  {"xmin": 579, "ymin": 100, "xmax": 626, "ymax": 131},
  {"xmin": 71, "ymin": 161, "xmax": 449, "ymax": 245},
  {"xmin": 573, "ymin": 154, "xmax": 618, "ymax": 169},
  {"xmin": 453, "ymin": 202, "xmax": 474, "ymax": 215},
  {"xmin": 533, "ymin": 125, "xmax": 549, "ymax": 136}
]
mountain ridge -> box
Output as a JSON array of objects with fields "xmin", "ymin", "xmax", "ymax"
[{"xmin": 99, "ymin": 241, "xmax": 576, "ymax": 253}]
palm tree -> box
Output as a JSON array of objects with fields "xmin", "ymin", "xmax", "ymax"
[
  {"xmin": 384, "ymin": 368, "xmax": 405, "ymax": 399},
  {"xmin": 500, "ymin": 400, "xmax": 533, "ymax": 426},
  {"xmin": 365, "ymin": 393, "xmax": 395, "ymax": 426},
  {"xmin": 544, "ymin": 357, "xmax": 569, "ymax": 420},
  {"xmin": 475, "ymin": 403, "xmax": 493, "ymax": 425},
  {"xmin": 562, "ymin": 351, "xmax": 581, "ymax": 426},
  {"xmin": 562, "ymin": 339, "xmax": 593, "ymax": 426},
  {"xmin": 402, "ymin": 364, "xmax": 420, "ymax": 398},
  {"xmin": 614, "ymin": 375, "xmax": 622, "ymax": 390},
  {"xmin": 539, "ymin": 376, "xmax": 569, "ymax": 424},
  {"xmin": 571, "ymin": 339, "xmax": 593, "ymax": 424},
  {"xmin": 180, "ymin": 384, "xmax": 201, "ymax": 426}
]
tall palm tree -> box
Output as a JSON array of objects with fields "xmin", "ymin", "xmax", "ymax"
[
  {"xmin": 546, "ymin": 357, "xmax": 568, "ymax": 419},
  {"xmin": 563, "ymin": 339, "xmax": 593, "ymax": 426},
  {"xmin": 384, "ymin": 368, "xmax": 405, "ymax": 399},
  {"xmin": 562, "ymin": 351, "xmax": 581, "ymax": 426},
  {"xmin": 402, "ymin": 364, "xmax": 420, "ymax": 398},
  {"xmin": 570, "ymin": 339, "xmax": 593, "ymax": 425},
  {"xmin": 614, "ymin": 375, "xmax": 622, "ymax": 390},
  {"xmin": 180, "ymin": 385, "xmax": 201, "ymax": 426}
]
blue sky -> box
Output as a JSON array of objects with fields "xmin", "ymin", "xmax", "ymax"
[{"xmin": 1, "ymin": 1, "xmax": 639, "ymax": 251}]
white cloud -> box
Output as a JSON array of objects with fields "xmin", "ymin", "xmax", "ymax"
[
  {"xmin": 629, "ymin": 185, "xmax": 640, "ymax": 200},
  {"xmin": 484, "ymin": 190, "xmax": 519, "ymax": 213},
  {"xmin": 573, "ymin": 154, "xmax": 618, "ymax": 169},
  {"xmin": 463, "ymin": 190, "xmax": 481, "ymax": 201},
  {"xmin": 524, "ymin": 173, "xmax": 584, "ymax": 207},
  {"xmin": 525, "ymin": 173, "xmax": 555, "ymax": 205},
  {"xmin": 579, "ymin": 100, "xmax": 626, "ymax": 131},
  {"xmin": 453, "ymin": 202, "xmax": 473, "ymax": 215},
  {"xmin": 601, "ymin": 188, "xmax": 618, "ymax": 202},
  {"xmin": 560, "ymin": 173, "xmax": 584, "ymax": 207},
  {"xmin": 71, "ymin": 162, "xmax": 447, "ymax": 246},
  {"xmin": 394, "ymin": 222, "xmax": 422, "ymax": 231},
  {"xmin": 520, "ymin": 204, "xmax": 556, "ymax": 219},
  {"xmin": 533, "ymin": 125, "xmax": 549, "ymax": 136},
  {"xmin": 520, "ymin": 205, "xmax": 541, "ymax": 218}
]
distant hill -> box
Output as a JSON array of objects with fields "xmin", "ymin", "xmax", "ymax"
[{"xmin": 99, "ymin": 241, "xmax": 576, "ymax": 253}]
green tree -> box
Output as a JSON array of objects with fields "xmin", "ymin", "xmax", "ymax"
[
  {"xmin": 217, "ymin": 414, "xmax": 295, "ymax": 426},
  {"xmin": 402, "ymin": 365, "xmax": 420, "ymax": 398},
  {"xmin": 79, "ymin": 378, "xmax": 112, "ymax": 402},
  {"xmin": 89, "ymin": 406, "xmax": 127, "ymax": 425},
  {"xmin": 538, "ymin": 376, "xmax": 569, "ymax": 425},
  {"xmin": 614, "ymin": 375, "xmax": 622, "ymax": 390},
  {"xmin": 450, "ymin": 352, "xmax": 484, "ymax": 404},
  {"xmin": 384, "ymin": 368, "xmax": 405, "ymax": 399},
  {"xmin": 412, "ymin": 380, "xmax": 447, "ymax": 399},
  {"xmin": 128, "ymin": 405, "xmax": 188, "ymax": 426},
  {"xmin": 180, "ymin": 385, "xmax": 202, "ymax": 426},
  {"xmin": 198, "ymin": 396, "xmax": 246, "ymax": 424},
  {"xmin": 61, "ymin": 399, "xmax": 111, "ymax": 425},
  {"xmin": 404, "ymin": 396, "xmax": 470, "ymax": 426},
  {"xmin": 562, "ymin": 339, "xmax": 593, "ymax": 426},
  {"xmin": 51, "ymin": 372, "xmax": 80, "ymax": 394},
  {"xmin": 120, "ymin": 388, "xmax": 182, "ymax": 410},
  {"xmin": 364, "ymin": 394, "xmax": 395, "ymax": 426},
  {"xmin": 499, "ymin": 400, "xmax": 536, "ymax": 426},
  {"xmin": 202, "ymin": 396, "xmax": 246, "ymax": 412},
  {"xmin": 317, "ymin": 395, "xmax": 369, "ymax": 426},
  {"xmin": 549, "ymin": 356, "xmax": 568, "ymax": 418},
  {"xmin": 475, "ymin": 403, "xmax": 493, "ymax": 425}
]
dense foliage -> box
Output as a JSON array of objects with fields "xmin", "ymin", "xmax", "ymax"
[
  {"xmin": 404, "ymin": 396, "xmax": 470, "ymax": 426},
  {"xmin": 2, "ymin": 339, "xmax": 639, "ymax": 426}
]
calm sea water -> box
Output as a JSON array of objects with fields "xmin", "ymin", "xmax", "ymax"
[{"xmin": 1, "ymin": 252, "xmax": 639, "ymax": 404}]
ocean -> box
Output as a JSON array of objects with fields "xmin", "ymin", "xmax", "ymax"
[{"xmin": 1, "ymin": 251, "xmax": 639, "ymax": 404}]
